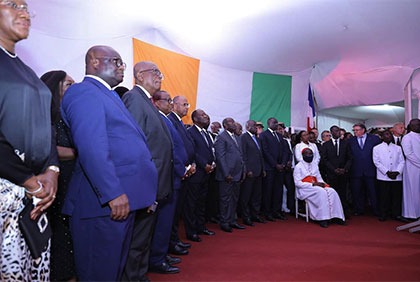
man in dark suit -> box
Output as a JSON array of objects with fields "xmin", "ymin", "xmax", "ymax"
[
  {"xmin": 122, "ymin": 61, "xmax": 174, "ymax": 281},
  {"xmin": 214, "ymin": 117, "xmax": 245, "ymax": 232},
  {"xmin": 391, "ymin": 122, "xmax": 405, "ymax": 147},
  {"xmin": 320, "ymin": 125, "xmax": 352, "ymax": 217},
  {"xmin": 259, "ymin": 117, "xmax": 289, "ymax": 221},
  {"xmin": 61, "ymin": 46, "xmax": 158, "ymax": 281},
  {"xmin": 168, "ymin": 96, "xmax": 195, "ymax": 255},
  {"xmin": 184, "ymin": 109, "xmax": 216, "ymax": 242},
  {"xmin": 348, "ymin": 123, "xmax": 381, "ymax": 216},
  {"xmin": 239, "ymin": 120, "xmax": 266, "ymax": 226},
  {"xmin": 148, "ymin": 90, "xmax": 189, "ymax": 274}
]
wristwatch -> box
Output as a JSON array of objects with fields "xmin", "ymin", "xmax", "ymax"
[{"xmin": 47, "ymin": 165, "xmax": 60, "ymax": 173}]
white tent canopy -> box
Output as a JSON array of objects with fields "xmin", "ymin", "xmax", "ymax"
[{"xmin": 18, "ymin": 0, "xmax": 420, "ymax": 130}]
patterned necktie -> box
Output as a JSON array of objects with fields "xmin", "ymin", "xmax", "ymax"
[
  {"xmin": 273, "ymin": 131, "xmax": 280, "ymax": 142},
  {"xmin": 252, "ymin": 135, "xmax": 260, "ymax": 149},
  {"xmin": 201, "ymin": 130, "xmax": 210, "ymax": 147}
]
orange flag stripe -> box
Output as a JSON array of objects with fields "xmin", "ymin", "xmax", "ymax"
[{"xmin": 132, "ymin": 38, "xmax": 200, "ymax": 125}]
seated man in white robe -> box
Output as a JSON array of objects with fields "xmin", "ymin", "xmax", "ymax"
[{"xmin": 293, "ymin": 148, "xmax": 345, "ymax": 228}]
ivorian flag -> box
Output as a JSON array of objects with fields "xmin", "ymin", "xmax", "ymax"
[{"xmin": 133, "ymin": 38, "xmax": 291, "ymax": 126}]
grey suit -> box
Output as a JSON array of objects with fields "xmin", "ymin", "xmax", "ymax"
[{"xmin": 214, "ymin": 131, "xmax": 244, "ymax": 227}]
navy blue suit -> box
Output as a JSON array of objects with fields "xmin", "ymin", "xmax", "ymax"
[
  {"xmin": 184, "ymin": 125, "xmax": 214, "ymax": 237},
  {"xmin": 259, "ymin": 129, "xmax": 288, "ymax": 217},
  {"xmin": 348, "ymin": 134, "xmax": 381, "ymax": 215},
  {"xmin": 167, "ymin": 112, "xmax": 195, "ymax": 246},
  {"xmin": 61, "ymin": 77, "xmax": 158, "ymax": 281},
  {"xmin": 149, "ymin": 113, "xmax": 187, "ymax": 267},
  {"xmin": 239, "ymin": 132, "xmax": 264, "ymax": 221}
]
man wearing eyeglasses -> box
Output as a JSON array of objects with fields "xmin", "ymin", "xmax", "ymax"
[
  {"xmin": 121, "ymin": 61, "xmax": 174, "ymax": 281},
  {"xmin": 61, "ymin": 46, "xmax": 158, "ymax": 281}
]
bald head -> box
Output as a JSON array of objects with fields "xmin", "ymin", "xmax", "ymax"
[
  {"xmin": 133, "ymin": 61, "xmax": 163, "ymax": 96},
  {"xmin": 173, "ymin": 95, "xmax": 190, "ymax": 118},
  {"xmin": 85, "ymin": 45, "xmax": 125, "ymax": 88}
]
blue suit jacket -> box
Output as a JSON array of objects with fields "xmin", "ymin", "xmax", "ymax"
[
  {"xmin": 348, "ymin": 133, "xmax": 381, "ymax": 177},
  {"xmin": 168, "ymin": 112, "xmax": 195, "ymax": 164},
  {"xmin": 187, "ymin": 125, "xmax": 214, "ymax": 183},
  {"xmin": 214, "ymin": 131, "xmax": 244, "ymax": 182},
  {"xmin": 61, "ymin": 77, "xmax": 158, "ymax": 218},
  {"xmin": 160, "ymin": 113, "xmax": 187, "ymax": 190},
  {"xmin": 240, "ymin": 132, "xmax": 264, "ymax": 177},
  {"xmin": 259, "ymin": 129, "xmax": 288, "ymax": 171}
]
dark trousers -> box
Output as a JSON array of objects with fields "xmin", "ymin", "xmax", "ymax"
[
  {"xmin": 328, "ymin": 175, "xmax": 350, "ymax": 214},
  {"xmin": 283, "ymin": 170, "xmax": 295, "ymax": 213},
  {"xmin": 122, "ymin": 208, "xmax": 157, "ymax": 281},
  {"xmin": 183, "ymin": 179, "xmax": 208, "ymax": 236},
  {"xmin": 239, "ymin": 175, "xmax": 262, "ymax": 220},
  {"xmin": 70, "ymin": 212, "xmax": 134, "ymax": 281},
  {"xmin": 262, "ymin": 170, "xmax": 284, "ymax": 216},
  {"xmin": 377, "ymin": 180, "xmax": 402, "ymax": 218},
  {"xmin": 219, "ymin": 180, "xmax": 241, "ymax": 226},
  {"xmin": 170, "ymin": 181, "xmax": 187, "ymax": 247},
  {"xmin": 351, "ymin": 176, "xmax": 378, "ymax": 215},
  {"xmin": 149, "ymin": 190, "xmax": 178, "ymax": 266},
  {"xmin": 206, "ymin": 171, "xmax": 219, "ymax": 220}
]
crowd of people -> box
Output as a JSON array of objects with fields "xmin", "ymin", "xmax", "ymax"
[{"xmin": 1, "ymin": 1, "xmax": 420, "ymax": 281}]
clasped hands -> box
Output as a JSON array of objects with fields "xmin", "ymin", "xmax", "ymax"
[{"xmin": 386, "ymin": 171, "xmax": 399, "ymax": 180}]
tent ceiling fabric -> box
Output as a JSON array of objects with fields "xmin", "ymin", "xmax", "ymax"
[{"xmin": 21, "ymin": 0, "xmax": 420, "ymax": 123}]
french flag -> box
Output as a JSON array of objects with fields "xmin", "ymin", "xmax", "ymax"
[{"xmin": 307, "ymin": 84, "xmax": 316, "ymax": 132}]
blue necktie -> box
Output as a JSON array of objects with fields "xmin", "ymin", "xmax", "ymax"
[{"xmin": 358, "ymin": 137, "xmax": 364, "ymax": 149}]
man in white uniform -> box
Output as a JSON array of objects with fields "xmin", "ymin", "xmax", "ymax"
[{"xmin": 401, "ymin": 118, "xmax": 420, "ymax": 219}]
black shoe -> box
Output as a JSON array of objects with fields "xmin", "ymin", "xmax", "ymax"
[
  {"xmin": 243, "ymin": 218, "xmax": 254, "ymax": 226},
  {"xmin": 176, "ymin": 240, "xmax": 191, "ymax": 249},
  {"xmin": 220, "ymin": 224, "xmax": 233, "ymax": 233},
  {"xmin": 273, "ymin": 212, "xmax": 286, "ymax": 220},
  {"xmin": 230, "ymin": 223, "xmax": 246, "ymax": 229},
  {"xmin": 139, "ymin": 275, "xmax": 150, "ymax": 282},
  {"xmin": 149, "ymin": 262, "xmax": 180, "ymax": 274},
  {"xmin": 335, "ymin": 218, "xmax": 346, "ymax": 225},
  {"xmin": 319, "ymin": 220, "xmax": 329, "ymax": 228},
  {"xmin": 395, "ymin": 216, "xmax": 411, "ymax": 223},
  {"xmin": 169, "ymin": 244, "xmax": 189, "ymax": 255},
  {"xmin": 186, "ymin": 234, "xmax": 202, "ymax": 242},
  {"xmin": 166, "ymin": 255, "xmax": 181, "ymax": 265},
  {"xmin": 252, "ymin": 216, "xmax": 267, "ymax": 223},
  {"xmin": 209, "ymin": 216, "xmax": 219, "ymax": 224},
  {"xmin": 265, "ymin": 215, "xmax": 275, "ymax": 222},
  {"xmin": 199, "ymin": 228, "xmax": 215, "ymax": 235}
]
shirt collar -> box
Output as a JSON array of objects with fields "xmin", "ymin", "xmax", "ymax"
[
  {"xmin": 85, "ymin": 75, "xmax": 112, "ymax": 90},
  {"xmin": 135, "ymin": 84, "xmax": 152, "ymax": 99}
]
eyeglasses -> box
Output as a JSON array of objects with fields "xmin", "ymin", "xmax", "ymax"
[
  {"xmin": 97, "ymin": 57, "xmax": 126, "ymax": 69},
  {"xmin": 138, "ymin": 68, "xmax": 164, "ymax": 80},
  {"xmin": 0, "ymin": 0, "xmax": 35, "ymax": 17},
  {"xmin": 158, "ymin": 98, "xmax": 173, "ymax": 104}
]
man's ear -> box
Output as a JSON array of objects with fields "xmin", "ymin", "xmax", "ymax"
[{"xmin": 135, "ymin": 71, "xmax": 143, "ymax": 83}]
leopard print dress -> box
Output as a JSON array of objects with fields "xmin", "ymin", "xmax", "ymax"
[{"xmin": 0, "ymin": 178, "xmax": 50, "ymax": 281}]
